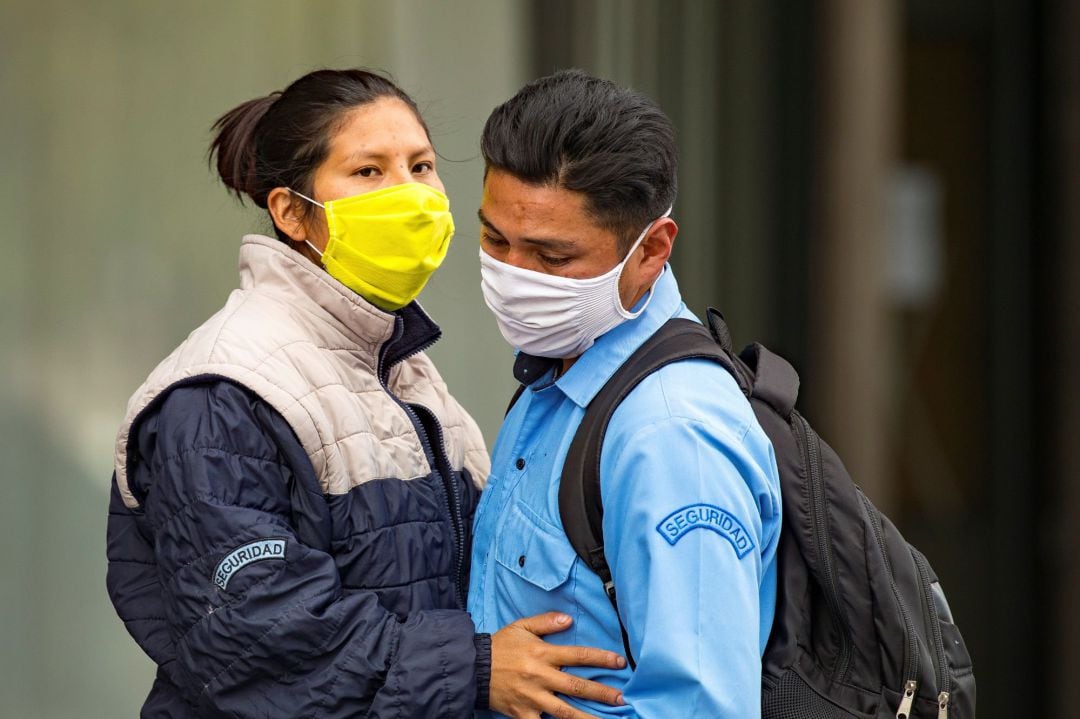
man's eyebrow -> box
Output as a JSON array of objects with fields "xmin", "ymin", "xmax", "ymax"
[
  {"xmin": 477, "ymin": 209, "xmax": 502, "ymax": 235},
  {"xmin": 477, "ymin": 209, "xmax": 578, "ymax": 251}
]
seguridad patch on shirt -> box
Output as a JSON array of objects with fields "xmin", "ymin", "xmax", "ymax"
[
  {"xmin": 213, "ymin": 538, "xmax": 287, "ymax": 590},
  {"xmin": 656, "ymin": 504, "xmax": 755, "ymax": 558}
]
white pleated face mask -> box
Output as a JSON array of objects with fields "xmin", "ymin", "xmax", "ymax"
[{"xmin": 479, "ymin": 208, "xmax": 671, "ymax": 359}]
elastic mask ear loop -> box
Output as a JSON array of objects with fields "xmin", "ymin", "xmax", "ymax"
[
  {"xmin": 287, "ymin": 187, "xmax": 326, "ymax": 257},
  {"xmin": 288, "ymin": 187, "xmax": 324, "ymax": 208},
  {"xmin": 620, "ymin": 206, "xmax": 673, "ymax": 263},
  {"xmin": 614, "ymin": 206, "xmax": 674, "ymax": 318}
]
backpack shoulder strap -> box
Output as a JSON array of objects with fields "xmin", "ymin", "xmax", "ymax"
[{"xmin": 559, "ymin": 318, "xmax": 737, "ymax": 665}]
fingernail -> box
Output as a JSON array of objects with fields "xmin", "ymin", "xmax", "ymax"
[
  {"xmin": 616, "ymin": 656, "xmax": 627, "ymax": 668},
  {"xmin": 616, "ymin": 694, "xmax": 625, "ymax": 705},
  {"xmin": 555, "ymin": 614, "xmax": 571, "ymax": 625}
]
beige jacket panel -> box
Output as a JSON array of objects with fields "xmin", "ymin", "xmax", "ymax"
[{"xmin": 114, "ymin": 234, "xmax": 489, "ymax": 510}]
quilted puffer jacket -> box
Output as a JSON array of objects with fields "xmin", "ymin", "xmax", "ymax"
[{"xmin": 106, "ymin": 235, "xmax": 491, "ymax": 717}]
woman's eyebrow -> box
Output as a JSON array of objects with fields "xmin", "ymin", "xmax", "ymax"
[{"xmin": 344, "ymin": 144, "xmax": 434, "ymax": 164}]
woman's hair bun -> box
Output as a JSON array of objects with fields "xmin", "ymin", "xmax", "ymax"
[{"xmin": 208, "ymin": 92, "xmax": 280, "ymax": 207}]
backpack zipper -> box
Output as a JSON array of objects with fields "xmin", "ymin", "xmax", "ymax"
[
  {"xmin": 793, "ymin": 412, "xmax": 852, "ymax": 683},
  {"xmin": 896, "ymin": 680, "xmax": 918, "ymax": 719},
  {"xmin": 911, "ymin": 547, "xmax": 951, "ymax": 708},
  {"xmin": 858, "ymin": 491, "xmax": 919, "ymax": 718},
  {"xmin": 938, "ymin": 691, "xmax": 951, "ymax": 719}
]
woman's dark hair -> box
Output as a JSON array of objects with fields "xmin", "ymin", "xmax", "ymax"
[
  {"xmin": 209, "ymin": 68, "xmax": 428, "ymax": 243},
  {"xmin": 481, "ymin": 69, "xmax": 678, "ymax": 252}
]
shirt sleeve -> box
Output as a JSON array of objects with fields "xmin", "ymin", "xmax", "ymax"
[
  {"xmin": 106, "ymin": 380, "xmax": 487, "ymax": 718},
  {"xmin": 600, "ymin": 405, "xmax": 779, "ymax": 718}
]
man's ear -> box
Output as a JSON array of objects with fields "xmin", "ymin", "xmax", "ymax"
[
  {"xmin": 638, "ymin": 217, "xmax": 677, "ymax": 280},
  {"xmin": 267, "ymin": 187, "xmax": 308, "ymax": 243}
]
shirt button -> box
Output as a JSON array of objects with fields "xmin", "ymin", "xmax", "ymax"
[
  {"xmin": 515, "ymin": 457, "xmax": 526, "ymax": 470},
  {"xmin": 518, "ymin": 555, "xmax": 526, "ymax": 567}
]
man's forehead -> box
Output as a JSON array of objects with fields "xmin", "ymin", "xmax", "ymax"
[
  {"xmin": 482, "ymin": 171, "xmax": 584, "ymax": 211},
  {"xmin": 479, "ymin": 170, "xmax": 609, "ymax": 241}
]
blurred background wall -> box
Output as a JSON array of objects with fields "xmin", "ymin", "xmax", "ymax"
[{"xmin": 0, "ymin": 0, "xmax": 1075, "ymax": 716}]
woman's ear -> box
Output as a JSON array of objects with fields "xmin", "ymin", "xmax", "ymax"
[{"xmin": 267, "ymin": 187, "xmax": 308, "ymax": 242}]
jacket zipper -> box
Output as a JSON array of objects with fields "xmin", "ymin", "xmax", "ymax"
[
  {"xmin": 858, "ymin": 491, "xmax": 919, "ymax": 718},
  {"xmin": 911, "ymin": 546, "xmax": 951, "ymax": 717},
  {"xmin": 792, "ymin": 412, "xmax": 852, "ymax": 683},
  {"xmin": 426, "ymin": 408, "xmax": 468, "ymax": 608},
  {"xmin": 377, "ymin": 318, "xmax": 468, "ymax": 609}
]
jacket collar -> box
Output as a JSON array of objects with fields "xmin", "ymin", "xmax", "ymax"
[
  {"xmin": 514, "ymin": 266, "xmax": 686, "ymax": 408},
  {"xmin": 238, "ymin": 234, "xmax": 440, "ymax": 371}
]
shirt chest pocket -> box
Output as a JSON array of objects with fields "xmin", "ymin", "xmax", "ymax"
[{"xmin": 494, "ymin": 500, "xmax": 578, "ymax": 594}]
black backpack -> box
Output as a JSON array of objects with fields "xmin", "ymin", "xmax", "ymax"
[{"xmin": 550, "ymin": 309, "xmax": 975, "ymax": 718}]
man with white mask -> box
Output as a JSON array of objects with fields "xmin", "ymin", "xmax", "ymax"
[{"xmin": 468, "ymin": 70, "xmax": 783, "ymax": 718}]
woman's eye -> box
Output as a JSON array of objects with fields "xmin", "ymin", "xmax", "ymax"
[
  {"xmin": 412, "ymin": 161, "xmax": 434, "ymax": 174},
  {"xmin": 356, "ymin": 167, "xmax": 379, "ymax": 178}
]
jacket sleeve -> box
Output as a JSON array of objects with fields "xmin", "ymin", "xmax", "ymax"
[
  {"xmin": 599, "ymin": 409, "xmax": 781, "ymax": 718},
  {"xmin": 108, "ymin": 380, "xmax": 489, "ymax": 717}
]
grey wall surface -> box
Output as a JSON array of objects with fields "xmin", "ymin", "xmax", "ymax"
[{"xmin": 0, "ymin": 2, "xmax": 528, "ymax": 715}]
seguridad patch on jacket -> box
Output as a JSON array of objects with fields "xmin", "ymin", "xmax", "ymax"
[
  {"xmin": 656, "ymin": 504, "xmax": 755, "ymax": 558},
  {"xmin": 213, "ymin": 538, "xmax": 287, "ymax": 590}
]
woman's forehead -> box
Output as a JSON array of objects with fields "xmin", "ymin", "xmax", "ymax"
[{"xmin": 329, "ymin": 98, "xmax": 432, "ymax": 160}]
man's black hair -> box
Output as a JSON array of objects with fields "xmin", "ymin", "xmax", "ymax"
[{"xmin": 481, "ymin": 69, "xmax": 678, "ymax": 251}]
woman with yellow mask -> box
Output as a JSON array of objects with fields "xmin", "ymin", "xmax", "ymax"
[{"xmin": 105, "ymin": 69, "xmax": 625, "ymax": 718}]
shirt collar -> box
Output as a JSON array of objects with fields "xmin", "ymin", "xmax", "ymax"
[{"xmin": 539, "ymin": 266, "xmax": 684, "ymax": 408}]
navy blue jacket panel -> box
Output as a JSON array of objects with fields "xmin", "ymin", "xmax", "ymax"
[{"xmin": 106, "ymin": 379, "xmax": 487, "ymax": 717}]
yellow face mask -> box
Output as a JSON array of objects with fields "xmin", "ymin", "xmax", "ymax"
[{"xmin": 290, "ymin": 182, "xmax": 455, "ymax": 311}]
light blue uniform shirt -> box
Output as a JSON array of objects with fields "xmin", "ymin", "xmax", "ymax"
[{"xmin": 469, "ymin": 268, "xmax": 782, "ymax": 718}]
